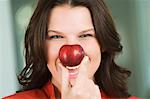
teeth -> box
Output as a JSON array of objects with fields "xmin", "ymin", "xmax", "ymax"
[{"xmin": 66, "ymin": 66, "xmax": 79, "ymax": 69}]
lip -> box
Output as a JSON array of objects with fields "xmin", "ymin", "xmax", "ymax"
[{"xmin": 68, "ymin": 68, "xmax": 79, "ymax": 79}]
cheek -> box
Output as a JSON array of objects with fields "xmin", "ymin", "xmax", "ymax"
[
  {"xmin": 81, "ymin": 39, "xmax": 101, "ymax": 60},
  {"xmin": 47, "ymin": 46, "xmax": 59, "ymax": 63},
  {"xmin": 47, "ymin": 41, "xmax": 64, "ymax": 63},
  {"xmin": 81, "ymin": 39, "xmax": 101, "ymax": 76},
  {"xmin": 46, "ymin": 41, "xmax": 63, "ymax": 74},
  {"xmin": 47, "ymin": 46, "xmax": 58, "ymax": 76}
]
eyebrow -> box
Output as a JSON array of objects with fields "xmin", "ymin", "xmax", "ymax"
[{"xmin": 47, "ymin": 28, "xmax": 95, "ymax": 34}]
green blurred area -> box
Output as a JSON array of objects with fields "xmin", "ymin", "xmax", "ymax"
[
  {"xmin": 105, "ymin": 0, "xmax": 150, "ymax": 98},
  {"xmin": 0, "ymin": 0, "xmax": 150, "ymax": 98}
]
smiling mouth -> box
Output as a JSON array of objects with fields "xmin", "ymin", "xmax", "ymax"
[
  {"xmin": 66, "ymin": 66, "xmax": 79, "ymax": 69},
  {"xmin": 66, "ymin": 66, "xmax": 79, "ymax": 79}
]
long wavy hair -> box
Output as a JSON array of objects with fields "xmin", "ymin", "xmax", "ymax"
[{"xmin": 18, "ymin": 0, "xmax": 131, "ymax": 98}]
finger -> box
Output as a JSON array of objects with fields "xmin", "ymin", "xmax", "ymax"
[
  {"xmin": 76, "ymin": 56, "xmax": 89, "ymax": 84},
  {"xmin": 56, "ymin": 59, "xmax": 62, "ymax": 82},
  {"xmin": 56, "ymin": 60, "xmax": 70, "ymax": 95}
]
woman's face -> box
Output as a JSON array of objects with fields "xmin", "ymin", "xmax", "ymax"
[{"xmin": 46, "ymin": 5, "xmax": 101, "ymax": 88}]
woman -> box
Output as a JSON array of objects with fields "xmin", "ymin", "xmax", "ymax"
[{"xmin": 3, "ymin": 0, "xmax": 140, "ymax": 99}]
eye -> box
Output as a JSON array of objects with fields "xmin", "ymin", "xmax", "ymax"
[
  {"xmin": 79, "ymin": 34, "xmax": 94, "ymax": 38},
  {"xmin": 47, "ymin": 35, "xmax": 64, "ymax": 40}
]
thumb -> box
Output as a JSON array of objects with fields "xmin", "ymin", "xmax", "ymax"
[{"xmin": 76, "ymin": 56, "xmax": 89, "ymax": 83}]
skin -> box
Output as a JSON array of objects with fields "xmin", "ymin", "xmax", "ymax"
[{"xmin": 46, "ymin": 5, "xmax": 101, "ymax": 99}]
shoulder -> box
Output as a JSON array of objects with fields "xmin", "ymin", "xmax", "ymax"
[
  {"xmin": 2, "ymin": 89, "xmax": 47, "ymax": 99},
  {"xmin": 3, "ymin": 80, "xmax": 55, "ymax": 99},
  {"xmin": 101, "ymin": 91, "xmax": 141, "ymax": 99},
  {"xmin": 128, "ymin": 96, "xmax": 142, "ymax": 99}
]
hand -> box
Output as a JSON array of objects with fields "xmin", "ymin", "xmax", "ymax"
[{"xmin": 57, "ymin": 56, "xmax": 101, "ymax": 99}]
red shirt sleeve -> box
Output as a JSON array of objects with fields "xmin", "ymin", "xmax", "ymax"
[{"xmin": 128, "ymin": 96, "xmax": 142, "ymax": 99}]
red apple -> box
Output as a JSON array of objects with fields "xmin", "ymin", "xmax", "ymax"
[{"xmin": 59, "ymin": 44, "xmax": 84, "ymax": 66}]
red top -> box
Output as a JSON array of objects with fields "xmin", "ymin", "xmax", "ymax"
[{"xmin": 3, "ymin": 81, "xmax": 140, "ymax": 99}]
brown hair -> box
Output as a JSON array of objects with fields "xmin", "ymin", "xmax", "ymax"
[{"xmin": 18, "ymin": 0, "xmax": 131, "ymax": 98}]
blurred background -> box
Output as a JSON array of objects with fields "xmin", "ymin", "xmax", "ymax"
[{"xmin": 0, "ymin": 0, "xmax": 150, "ymax": 98}]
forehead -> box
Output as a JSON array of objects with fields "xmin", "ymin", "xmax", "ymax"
[
  {"xmin": 50, "ymin": 5, "xmax": 90, "ymax": 17},
  {"xmin": 48, "ymin": 5, "xmax": 94, "ymax": 33}
]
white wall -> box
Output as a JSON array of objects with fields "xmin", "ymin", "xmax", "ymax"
[
  {"xmin": 106, "ymin": 0, "xmax": 150, "ymax": 98},
  {"xmin": 133, "ymin": 0, "xmax": 150, "ymax": 98},
  {"xmin": 0, "ymin": 0, "xmax": 18, "ymax": 98}
]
